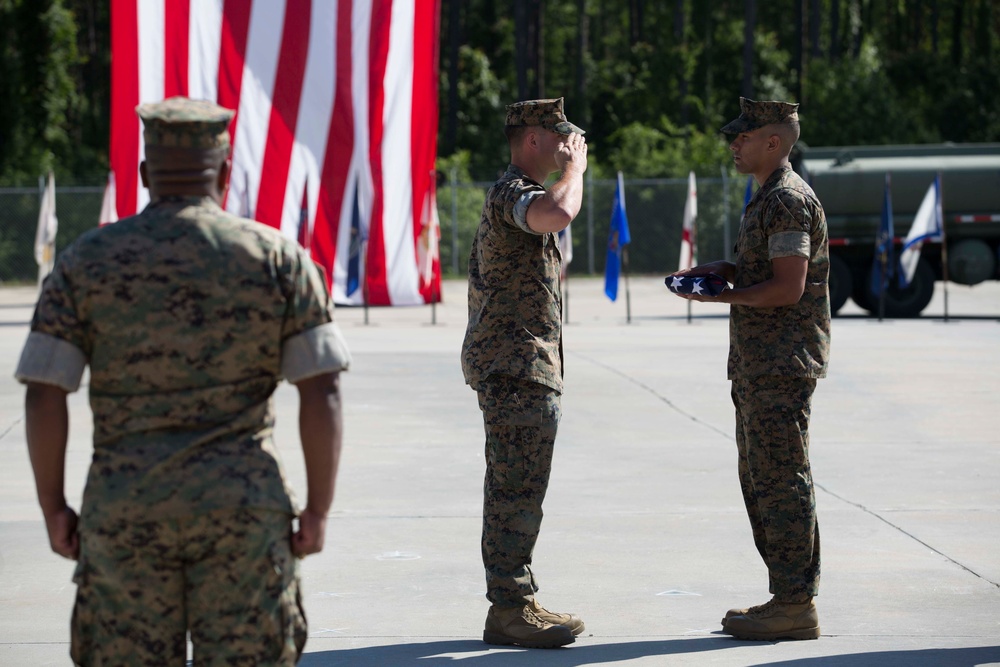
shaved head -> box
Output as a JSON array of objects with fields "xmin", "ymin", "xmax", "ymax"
[{"xmin": 771, "ymin": 121, "xmax": 800, "ymax": 156}]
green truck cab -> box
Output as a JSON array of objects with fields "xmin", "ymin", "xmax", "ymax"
[{"xmin": 793, "ymin": 143, "xmax": 1000, "ymax": 316}]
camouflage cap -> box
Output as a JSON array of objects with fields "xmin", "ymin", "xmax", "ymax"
[
  {"xmin": 137, "ymin": 96, "xmax": 235, "ymax": 149},
  {"xmin": 720, "ymin": 97, "xmax": 799, "ymax": 134},
  {"xmin": 505, "ymin": 97, "xmax": 585, "ymax": 135}
]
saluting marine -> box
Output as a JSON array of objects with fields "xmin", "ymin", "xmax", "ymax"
[{"xmin": 461, "ymin": 97, "xmax": 588, "ymax": 649}]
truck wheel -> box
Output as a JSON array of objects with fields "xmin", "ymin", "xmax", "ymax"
[
  {"xmin": 862, "ymin": 257, "xmax": 936, "ymax": 318},
  {"xmin": 851, "ymin": 271, "xmax": 874, "ymax": 311},
  {"xmin": 829, "ymin": 254, "xmax": 851, "ymax": 315}
]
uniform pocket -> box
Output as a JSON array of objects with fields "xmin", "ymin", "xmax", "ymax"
[{"xmin": 270, "ymin": 542, "xmax": 308, "ymax": 665}]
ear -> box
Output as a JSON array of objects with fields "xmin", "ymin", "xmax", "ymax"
[
  {"xmin": 139, "ymin": 161, "xmax": 149, "ymax": 188},
  {"xmin": 526, "ymin": 129, "xmax": 540, "ymax": 150}
]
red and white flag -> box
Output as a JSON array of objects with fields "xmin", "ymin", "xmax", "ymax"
[
  {"xmin": 678, "ymin": 170, "xmax": 697, "ymax": 271},
  {"xmin": 415, "ymin": 170, "xmax": 441, "ymax": 302},
  {"xmin": 99, "ymin": 171, "xmax": 119, "ymax": 226},
  {"xmin": 110, "ymin": 0, "xmax": 441, "ymax": 306}
]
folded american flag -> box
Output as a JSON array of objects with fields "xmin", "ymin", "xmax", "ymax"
[{"xmin": 665, "ymin": 273, "xmax": 730, "ymax": 297}]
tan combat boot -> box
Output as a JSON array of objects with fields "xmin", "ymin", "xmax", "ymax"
[
  {"xmin": 720, "ymin": 600, "xmax": 772, "ymax": 629},
  {"xmin": 724, "ymin": 597, "xmax": 820, "ymax": 640},
  {"xmin": 483, "ymin": 603, "xmax": 576, "ymax": 648},
  {"xmin": 527, "ymin": 599, "xmax": 586, "ymax": 636}
]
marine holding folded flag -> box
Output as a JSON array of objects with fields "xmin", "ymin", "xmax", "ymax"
[
  {"xmin": 15, "ymin": 96, "xmax": 351, "ymax": 665},
  {"xmin": 461, "ymin": 97, "xmax": 588, "ymax": 649},
  {"xmin": 667, "ymin": 97, "xmax": 831, "ymax": 642}
]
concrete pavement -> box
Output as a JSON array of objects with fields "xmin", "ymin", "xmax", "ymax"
[{"xmin": 1, "ymin": 277, "xmax": 998, "ymax": 666}]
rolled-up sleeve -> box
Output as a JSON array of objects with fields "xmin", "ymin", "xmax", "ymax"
[
  {"xmin": 769, "ymin": 231, "xmax": 810, "ymax": 259},
  {"xmin": 281, "ymin": 321, "xmax": 352, "ymax": 383},
  {"xmin": 512, "ymin": 190, "xmax": 546, "ymax": 235},
  {"xmin": 15, "ymin": 332, "xmax": 87, "ymax": 392}
]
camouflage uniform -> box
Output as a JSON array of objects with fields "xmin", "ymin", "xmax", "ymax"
[
  {"xmin": 462, "ymin": 98, "xmax": 581, "ymax": 606},
  {"xmin": 15, "ymin": 97, "xmax": 351, "ymax": 666},
  {"xmin": 725, "ymin": 100, "xmax": 831, "ymax": 600}
]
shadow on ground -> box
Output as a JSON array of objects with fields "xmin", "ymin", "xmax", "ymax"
[{"xmin": 300, "ymin": 637, "xmax": 1000, "ymax": 666}]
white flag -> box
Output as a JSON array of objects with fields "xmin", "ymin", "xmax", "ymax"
[
  {"xmin": 898, "ymin": 175, "xmax": 942, "ymax": 289},
  {"xmin": 34, "ymin": 172, "xmax": 58, "ymax": 283},
  {"xmin": 99, "ymin": 171, "xmax": 118, "ymax": 226},
  {"xmin": 558, "ymin": 223, "xmax": 573, "ymax": 271},
  {"xmin": 678, "ymin": 171, "xmax": 698, "ymax": 270}
]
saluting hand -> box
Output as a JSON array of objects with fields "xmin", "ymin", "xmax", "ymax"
[{"xmin": 555, "ymin": 133, "xmax": 588, "ymax": 173}]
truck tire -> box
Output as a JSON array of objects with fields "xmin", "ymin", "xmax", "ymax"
[
  {"xmin": 851, "ymin": 270, "xmax": 874, "ymax": 311},
  {"xmin": 862, "ymin": 257, "xmax": 936, "ymax": 318},
  {"xmin": 829, "ymin": 254, "xmax": 851, "ymax": 315}
]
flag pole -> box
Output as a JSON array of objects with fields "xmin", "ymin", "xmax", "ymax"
[
  {"xmin": 563, "ymin": 271, "xmax": 570, "ymax": 324},
  {"xmin": 623, "ymin": 246, "xmax": 632, "ymax": 324},
  {"xmin": 938, "ymin": 172, "xmax": 949, "ymax": 323},
  {"xmin": 362, "ymin": 241, "xmax": 370, "ymax": 326}
]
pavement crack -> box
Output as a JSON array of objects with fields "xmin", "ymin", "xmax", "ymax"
[
  {"xmin": 816, "ymin": 482, "xmax": 1000, "ymax": 589},
  {"xmin": 572, "ymin": 351, "xmax": 1000, "ymax": 591},
  {"xmin": 0, "ymin": 416, "xmax": 23, "ymax": 442},
  {"xmin": 571, "ymin": 351, "xmax": 732, "ymax": 441}
]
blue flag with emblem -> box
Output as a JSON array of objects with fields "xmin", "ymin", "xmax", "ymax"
[
  {"xmin": 870, "ymin": 173, "xmax": 894, "ymax": 298},
  {"xmin": 604, "ymin": 172, "xmax": 631, "ymax": 301},
  {"xmin": 346, "ymin": 182, "xmax": 364, "ymax": 297}
]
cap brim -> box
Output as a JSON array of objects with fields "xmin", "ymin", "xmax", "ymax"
[
  {"xmin": 554, "ymin": 121, "xmax": 585, "ymax": 135},
  {"xmin": 719, "ymin": 117, "xmax": 759, "ymax": 135}
]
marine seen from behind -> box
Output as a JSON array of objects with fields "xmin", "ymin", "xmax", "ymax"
[
  {"xmin": 16, "ymin": 96, "xmax": 351, "ymax": 666},
  {"xmin": 667, "ymin": 97, "xmax": 831, "ymax": 641},
  {"xmin": 461, "ymin": 97, "xmax": 588, "ymax": 649}
]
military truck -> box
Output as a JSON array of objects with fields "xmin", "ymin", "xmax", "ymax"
[{"xmin": 793, "ymin": 143, "xmax": 1000, "ymax": 316}]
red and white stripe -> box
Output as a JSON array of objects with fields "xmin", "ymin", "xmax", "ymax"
[{"xmin": 110, "ymin": 0, "xmax": 441, "ymax": 306}]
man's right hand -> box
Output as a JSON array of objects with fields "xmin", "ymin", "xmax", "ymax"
[
  {"xmin": 555, "ymin": 132, "xmax": 588, "ymax": 174},
  {"xmin": 669, "ymin": 260, "xmax": 736, "ymax": 283}
]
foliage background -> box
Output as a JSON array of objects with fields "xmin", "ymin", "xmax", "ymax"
[{"xmin": 1, "ymin": 0, "xmax": 997, "ymax": 278}]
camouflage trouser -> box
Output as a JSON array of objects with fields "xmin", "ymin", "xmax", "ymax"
[
  {"xmin": 477, "ymin": 375, "xmax": 561, "ymax": 607},
  {"xmin": 71, "ymin": 507, "xmax": 306, "ymax": 666},
  {"xmin": 732, "ymin": 376, "xmax": 820, "ymax": 601}
]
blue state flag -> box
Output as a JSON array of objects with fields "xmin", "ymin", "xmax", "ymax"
[
  {"xmin": 870, "ymin": 173, "xmax": 895, "ymax": 298},
  {"xmin": 604, "ymin": 171, "xmax": 631, "ymax": 301},
  {"xmin": 346, "ymin": 182, "xmax": 364, "ymax": 297}
]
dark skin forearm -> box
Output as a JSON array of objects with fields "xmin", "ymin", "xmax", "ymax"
[
  {"xmin": 25, "ymin": 382, "xmax": 79, "ymax": 559},
  {"xmin": 292, "ymin": 371, "xmax": 343, "ymax": 557},
  {"xmin": 670, "ymin": 256, "xmax": 807, "ymax": 308}
]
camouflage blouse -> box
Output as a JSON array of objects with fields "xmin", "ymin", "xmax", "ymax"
[
  {"xmin": 728, "ymin": 165, "xmax": 831, "ymax": 379},
  {"xmin": 462, "ymin": 164, "xmax": 564, "ymax": 392},
  {"xmin": 16, "ymin": 196, "xmax": 350, "ymax": 523}
]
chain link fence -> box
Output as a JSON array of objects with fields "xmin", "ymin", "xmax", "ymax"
[
  {"xmin": 0, "ymin": 185, "xmax": 105, "ymax": 284},
  {"xmin": 1, "ymin": 172, "xmax": 748, "ymax": 283},
  {"xmin": 438, "ymin": 172, "xmax": 750, "ymax": 278}
]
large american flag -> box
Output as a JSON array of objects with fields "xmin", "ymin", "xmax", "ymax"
[{"xmin": 110, "ymin": 0, "xmax": 441, "ymax": 306}]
